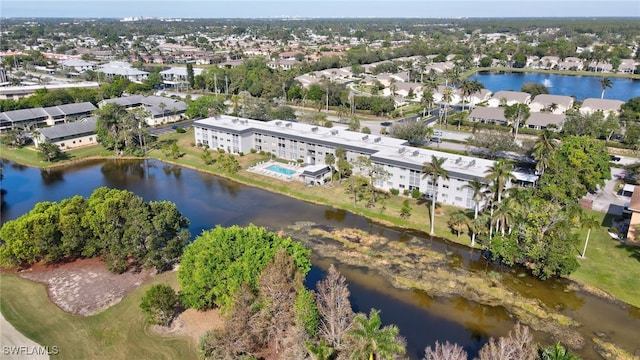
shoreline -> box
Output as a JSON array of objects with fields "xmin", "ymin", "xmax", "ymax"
[{"xmin": 1, "ymin": 154, "xmax": 636, "ymax": 311}]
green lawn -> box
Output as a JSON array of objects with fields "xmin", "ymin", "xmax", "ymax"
[
  {"xmin": 0, "ymin": 144, "xmax": 113, "ymax": 168},
  {"xmin": 0, "ymin": 272, "xmax": 196, "ymax": 360},
  {"xmin": 569, "ymin": 210, "xmax": 640, "ymax": 308}
]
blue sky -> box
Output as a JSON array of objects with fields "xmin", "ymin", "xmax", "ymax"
[{"xmin": 2, "ymin": 0, "xmax": 638, "ymax": 18}]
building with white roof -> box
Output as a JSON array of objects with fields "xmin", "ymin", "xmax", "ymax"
[
  {"xmin": 97, "ymin": 62, "xmax": 149, "ymax": 82},
  {"xmin": 529, "ymin": 94, "xmax": 574, "ymax": 114},
  {"xmin": 193, "ymin": 115, "xmax": 537, "ymax": 209},
  {"xmin": 159, "ymin": 66, "xmax": 204, "ymax": 84},
  {"xmin": 487, "ymin": 91, "xmax": 531, "ymax": 108},
  {"xmin": 579, "ymin": 98, "xmax": 625, "ymax": 116}
]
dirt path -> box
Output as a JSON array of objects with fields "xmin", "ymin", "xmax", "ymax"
[{"xmin": 0, "ymin": 313, "xmax": 50, "ymax": 360}]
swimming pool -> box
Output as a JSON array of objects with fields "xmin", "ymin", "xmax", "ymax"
[{"xmin": 266, "ymin": 164, "xmax": 296, "ymax": 176}]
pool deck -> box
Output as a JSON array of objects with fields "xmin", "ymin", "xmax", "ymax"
[{"xmin": 248, "ymin": 160, "xmax": 302, "ymax": 182}]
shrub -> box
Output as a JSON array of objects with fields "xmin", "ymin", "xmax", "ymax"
[
  {"xmin": 390, "ymin": 188, "xmax": 400, "ymax": 195},
  {"xmin": 411, "ymin": 188, "xmax": 421, "ymax": 199},
  {"xmin": 140, "ymin": 284, "xmax": 181, "ymax": 327},
  {"xmin": 217, "ymin": 148, "xmax": 225, "ymax": 154},
  {"xmin": 239, "ymin": 152, "xmax": 245, "ymax": 156},
  {"xmin": 403, "ymin": 189, "xmax": 410, "ymax": 196},
  {"xmin": 250, "ymin": 148, "xmax": 257, "ymax": 154},
  {"xmin": 259, "ymin": 150, "xmax": 266, "ymax": 155},
  {"xmin": 176, "ymin": 127, "xmax": 186, "ymax": 133}
]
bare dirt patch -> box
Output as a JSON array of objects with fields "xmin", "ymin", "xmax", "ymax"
[
  {"xmin": 17, "ymin": 258, "xmax": 155, "ymax": 316},
  {"xmin": 154, "ymin": 308, "xmax": 223, "ymax": 342}
]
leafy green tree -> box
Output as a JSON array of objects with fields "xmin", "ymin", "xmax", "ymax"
[
  {"xmin": 422, "ymin": 156, "xmax": 449, "ymax": 235},
  {"xmin": 400, "ymin": 199, "xmax": 412, "ymax": 219},
  {"xmin": 216, "ymin": 153, "xmax": 240, "ymax": 173},
  {"xmin": 37, "ymin": 140, "xmax": 62, "ymax": 162},
  {"xmin": 448, "ymin": 211, "xmax": 468, "ymax": 238},
  {"xmin": 295, "ymin": 288, "xmax": 320, "ymax": 338},
  {"xmin": 344, "ymin": 309, "xmax": 406, "ymax": 360},
  {"xmin": 140, "ymin": 284, "xmax": 181, "ymax": 326},
  {"xmin": 178, "ymin": 225, "xmax": 311, "ymax": 310},
  {"xmin": 185, "ymin": 95, "xmax": 226, "ymax": 119},
  {"xmin": 538, "ymin": 136, "xmax": 611, "ymax": 204},
  {"xmin": 389, "ymin": 122, "xmax": 433, "ymax": 145},
  {"xmin": 0, "ymin": 188, "xmax": 189, "ymax": 272}
]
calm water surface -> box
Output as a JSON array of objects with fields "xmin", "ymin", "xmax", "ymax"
[
  {"xmin": 1, "ymin": 158, "xmax": 639, "ymax": 359},
  {"xmin": 470, "ymin": 72, "xmax": 640, "ymax": 101}
]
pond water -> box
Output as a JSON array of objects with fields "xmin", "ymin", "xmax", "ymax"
[
  {"xmin": 1, "ymin": 158, "xmax": 639, "ymax": 359},
  {"xmin": 469, "ymin": 71, "xmax": 640, "ymax": 102}
]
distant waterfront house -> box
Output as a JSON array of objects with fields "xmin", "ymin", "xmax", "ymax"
[
  {"xmin": 486, "ymin": 91, "xmax": 531, "ymax": 107},
  {"xmin": 0, "ymin": 102, "xmax": 97, "ymax": 131},
  {"xmin": 267, "ymin": 59, "xmax": 299, "ymax": 71},
  {"xmin": 468, "ymin": 107, "xmax": 509, "ymax": 125},
  {"xmin": 465, "ymin": 89, "xmax": 493, "ymax": 108},
  {"xmin": 97, "ymin": 61, "xmax": 149, "ymax": 82},
  {"xmin": 0, "ymin": 82, "xmax": 100, "ymax": 100},
  {"xmin": 525, "ymin": 113, "xmax": 565, "ymax": 130},
  {"xmin": 587, "ymin": 61, "xmax": 614, "ymax": 73},
  {"xmin": 618, "ymin": 59, "xmax": 637, "ymax": 74},
  {"xmin": 98, "ymin": 95, "xmax": 187, "ymax": 126},
  {"xmin": 34, "ymin": 116, "xmax": 98, "ymax": 150},
  {"xmin": 580, "ymin": 98, "xmax": 625, "ymax": 116},
  {"xmin": 529, "ymin": 94, "xmax": 574, "ymax": 114}
]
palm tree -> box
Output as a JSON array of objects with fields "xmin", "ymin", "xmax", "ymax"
[
  {"xmin": 325, "ymin": 152, "xmax": 336, "ymax": 183},
  {"xmin": 540, "ymin": 341, "xmax": 580, "ymax": 360},
  {"xmin": 345, "ymin": 309, "xmax": 406, "ymax": 360},
  {"xmin": 532, "ymin": 129, "xmax": 560, "ymax": 175},
  {"xmin": 599, "ymin": 77, "xmax": 613, "ymax": 99},
  {"xmin": 422, "ymin": 156, "xmax": 449, "ymax": 235},
  {"xmin": 441, "ymin": 86, "xmax": 454, "ymax": 127},
  {"xmin": 482, "ymin": 160, "xmax": 514, "ymax": 238},
  {"xmin": 493, "ymin": 197, "xmax": 517, "ymax": 236},
  {"xmin": 580, "ymin": 215, "xmax": 599, "ymax": 259},
  {"xmin": 421, "ymin": 90, "xmax": 434, "ymax": 117},
  {"xmin": 504, "ymin": 103, "xmax": 530, "ymax": 139},
  {"xmin": 463, "ymin": 178, "xmax": 486, "ymax": 247}
]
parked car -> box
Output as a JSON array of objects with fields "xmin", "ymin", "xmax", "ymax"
[
  {"xmin": 430, "ymin": 137, "xmax": 443, "ymax": 143},
  {"xmin": 380, "ymin": 121, "xmax": 392, "ymax": 126},
  {"xmin": 610, "ymin": 155, "xmax": 621, "ymax": 162}
]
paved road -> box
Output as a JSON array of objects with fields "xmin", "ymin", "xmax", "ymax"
[
  {"xmin": 0, "ymin": 313, "xmax": 50, "ymax": 360},
  {"xmin": 585, "ymin": 167, "xmax": 629, "ymax": 214}
]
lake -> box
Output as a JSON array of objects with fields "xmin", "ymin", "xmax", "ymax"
[
  {"xmin": 470, "ymin": 71, "xmax": 640, "ymax": 102},
  {"xmin": 1, "ymin": 158, "xmax": 639, "ymax": 359}
]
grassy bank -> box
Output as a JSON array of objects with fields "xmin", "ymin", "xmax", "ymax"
[
  {"xmin": 2, "ymin": 129, "xmax": 639, "ymax": 310},
  {"xmin": 0, "ymin": 271, "xmax": 196, "ymax": 360}
]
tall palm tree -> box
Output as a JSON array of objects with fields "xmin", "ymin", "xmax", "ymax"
[
  {"xmin": 493, "ymin": 197, "xmax": 517, "ymax": 236},
  {"xmin": 462, "ymin": 178, "xmax": 486, "ymax": 247},
  {"xmin": 482, "ymin": 160, "xmax": 514, "ymax": 238},
  {"xmin": 421, "ymin": 89, "xmax": 434, "ymax": 117},
  {"xmin": 422, "ymin": 156, "xmax": 449, "ymax": 235},
  {"xmin": 441, "ymin": 86, "xmax": 454, "ymax": 127},
  {"xmin": 345, "ymin": 309, "xmax": 406, "ymax": 360},
  {"xmin": 532, "ymin": 129, "xmax": 560, "ymax": 175},
  {"xmin": 580, "ymin": 215, "xmax": 599, "ymax": 259},
  {"xmin": 599, "ymin": 77, "xmax": 613, "ymax": 99}
]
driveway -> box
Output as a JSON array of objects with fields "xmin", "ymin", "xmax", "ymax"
[{"xmin": 584, "ymin": 167, "xmax": 629, "ymax": 214}]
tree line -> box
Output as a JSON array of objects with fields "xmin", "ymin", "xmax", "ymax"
[{"xmin": 0, "ymin": 187, "xmax": 191, "ymax": 273}]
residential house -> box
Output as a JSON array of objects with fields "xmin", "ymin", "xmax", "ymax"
[
  {"xmin": 618, "ymin": 59, "xmax": 637, "ymax": 74},
  {"xmin": 625, "ymin": 186, "xmax": 640, "ymax": 241},
  {"xmin": 557, "ymin": 57, "xmax": 583, "ymax": 71},
  {"xmin": 465, "ymin": 89, "xmax": 493, "ymax": 108},
  {"xmin": 267, "ymin": 59, "xmax": 299, "ymax": 71},
  {"xmin": 529, "ymin": 94, "xmax": 574, "ymax": 114},
  {"xmin": 59, "ymin": 59, "xmax": 96, "ymax": 73},
  {"xmin": 34, "ymin": 117, "xmax": 98, "ymax": 150},
  {"xmin": 0, "ymin": 82, "xmax": 100, "ymax": 100},
  {"xmin": 159, "ymin": 66, "xmax": 204, "ymax": 85},
  {"xmin": 525, "ymin": 113, "xmax": 565, "ymax": 130},
  {"xmin": 487, "ymin": 91, "xmax": 531, "ymax": 107},
  {"xmin": 468, "ymin": 107, "xmax": 509, "ymax": 125},
  {"xmin": 434, "ymin": 85, "xmax": 462, "ymax": 105},
  {"xmin": 99, "ymin": 95, "xmax": 187, "ymax": 126},
  {"xmin": 97, "ymin": 61, "xmax": 149, "ymax": 82},
  {"xmin": 587, "ymin": 61, "xmax": 614, "ymax": 73},
  {"xmin": 580, "ymin": 98, "xmax": 625, "ymax": 116},
  {"xmin": 193, "ymin": 115, "xmax": 537, "ymax": 210}
]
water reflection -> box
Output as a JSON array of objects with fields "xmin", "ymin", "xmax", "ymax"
[
  {"xmin": 1, "ymin": 159, "xmax": 639, "ymax": 359},
  {"xmin": 40, "ymin": 168, "xmax": 64, "ymax": 185}
]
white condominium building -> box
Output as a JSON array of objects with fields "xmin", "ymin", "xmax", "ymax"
[{"xmin": 193, "ymin": 116, "xmax": 537, "ymax": 209}]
